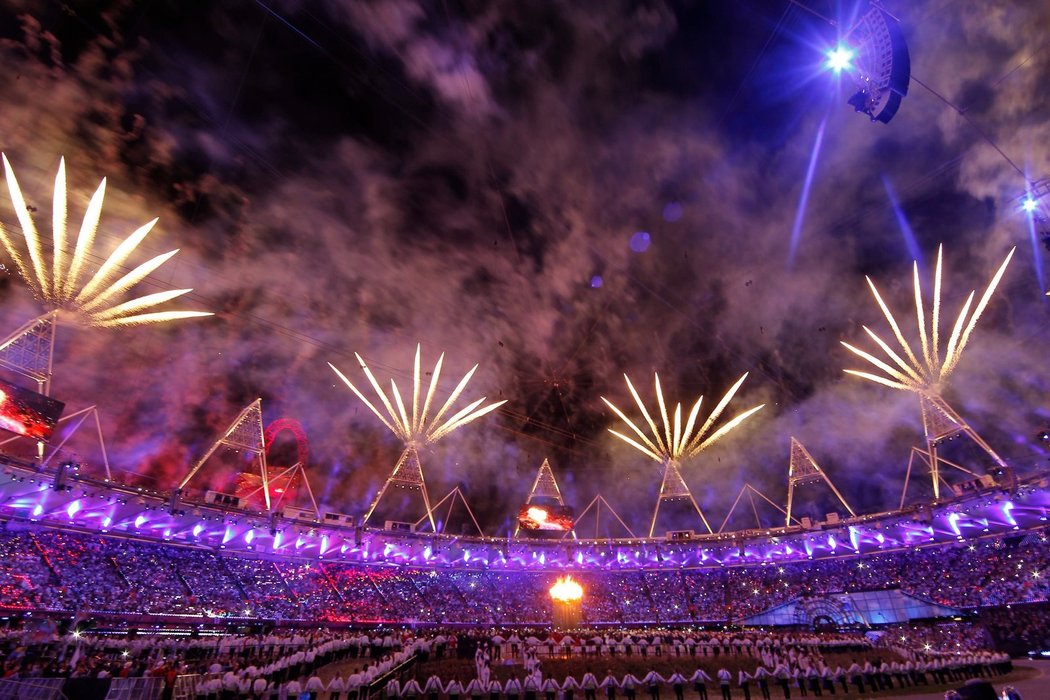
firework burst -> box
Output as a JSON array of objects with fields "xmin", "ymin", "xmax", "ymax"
[
  {"xmin": 0, "ymin": 155, "xmax": 212, "ymax": 327},
  {"xmin": 601, "ymin": 373, "xmax": 764, "ymax": 464},
  {"xmin": 842, "ymin": 245, "xmax": 1014, "ymax": 395},
  {"xmin": 329, "ymin": 344, "xmax": 506, "ymax": 446}
]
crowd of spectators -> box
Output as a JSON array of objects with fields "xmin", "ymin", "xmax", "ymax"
[{"xmin": 0, "ymin": 524, "xmax": 1048, "ymax": 630}]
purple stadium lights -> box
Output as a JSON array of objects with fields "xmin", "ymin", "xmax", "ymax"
[{"xmin": 2, "ymin": 461, "xmax": 1049, "ymax": 573}]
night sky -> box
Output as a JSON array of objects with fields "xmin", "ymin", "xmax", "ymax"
[{"xmin": 0, "ymin": 0, "xmax": 1048, "ymax": 535}]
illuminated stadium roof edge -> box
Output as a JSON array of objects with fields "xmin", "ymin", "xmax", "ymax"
[{"xmin": 1, "ymin": 459, "xmax": 1047, "ymax": 572}]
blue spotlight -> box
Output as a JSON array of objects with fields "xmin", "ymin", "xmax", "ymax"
[
  {"xmin": 825, "ymin": 45, "xmax": 854, "ymax": 73},
  {"xmin": 1022, "ymin": 197, "xmax": 1038, "ymax": 213}
]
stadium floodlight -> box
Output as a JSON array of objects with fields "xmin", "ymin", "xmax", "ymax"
[
  {"xmin": 1022, "ymin": 197, "xmax": 1038, "ymax": 213},
  {"xmin": 825, "ymin": 45, "xmax": 854, "ymax": 73},
  {"xmin": 602, "ymin": 372, "xmax": 763, "ymax": 537},
  {"xmin": 330, "ymin": 344, "xmax": 505, "ymax": 531},
  {"xmin": 836, "ymin": 5, "xmax": 911, "ymax": 124},
  {"xmin": 843, "ymin": 245, "xmax": 1014, "ymax": 502}
]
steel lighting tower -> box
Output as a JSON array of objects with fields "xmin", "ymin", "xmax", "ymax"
[
  {"xmin": 0, "ymin": 156, "xmax": 212, "ymax": 390},
  {"xmin": 602, "ymin": 372, "xmax": 764, "ymax": 537},
  {"xmin": 0, "ymin": 155, "xmax": 210, "ymax": 469},
  {"xmin": 330, "ymin": 344, "xmax": 506, "ymax": 531},
  {"xmin": 843, "ymin": 245, "xmax": 1014, "ymax": 500},
  {"xmin": 785, "ymin": 437, "xmax": 856, "ymax": 526}
]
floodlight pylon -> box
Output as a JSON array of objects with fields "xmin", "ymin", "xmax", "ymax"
[
  {"xmin": 843, "ymin": 246, "xmax": 1014, "ymax": 503},
  {"xmin": 178, "ymin": 398, "xmax": 271, "ymax": 511},
  {"xmin": 785, "ymin": 437, "xmax": 856, "ymax": 526},
  {"xmin": 0, "ymin": 310, "xmax": 58, "ymax": 395},
  {"xmin": 330, "ymin": 345, "xmax": 506, "ymax": 532},
  {"xmin": 602, "ymin": 372, "xmax": 763, "ymax": 539},
  {"xmin": 363, "ymin": 445, "xmax": 436, "ymax": 531},
  {"xmin": 514, "ymin": 458, "xmax": 573, "ymax": 537},
  {"xmin": 525, "ymin": 458, "xmax": 566, "ymax": 504},
  {"xmin": 921, "ymin": 394, "xmax": 1005, "ymax": 498},
  {"xmin": 650, "ymin": 459, "xmax": 712, "ymax": 538}
]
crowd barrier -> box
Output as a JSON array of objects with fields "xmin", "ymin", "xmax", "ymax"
[{"xmin": 0, "ymin": 678, "xmax": 67, "ymax": 700}]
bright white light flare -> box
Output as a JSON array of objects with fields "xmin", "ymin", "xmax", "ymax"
[
  {"xmin": 842, "ymin": 245, "xmax": 1015, "ymax": 394},
  {"xmin": 826, "ymin": 46, "xmax": 854, "ymax": 73},
  {"xmin": 329, "ymin": 344, "xmax": 506, "ymax": 445},
  {"xmin": 601, "ymin": 372, "xmax": 764, "ymax": 464},
  {"xmin": 0, "ymin": 155, "xmax": 212, "ymax": 327}
]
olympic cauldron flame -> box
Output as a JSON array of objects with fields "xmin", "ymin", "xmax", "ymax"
[{"xmin": 549, "ymin": 576, "xmax": 583, "ymax": 602}]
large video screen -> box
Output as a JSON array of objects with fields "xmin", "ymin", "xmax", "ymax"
[
  {"xmin": 0, "ymin": 378, "xmax": 65, "ymax": 441},
  {"xmin": 517, "ymin": 504, "xmax": 575, "ymax": 537}
]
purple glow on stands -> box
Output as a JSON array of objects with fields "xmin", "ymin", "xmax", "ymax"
[{"xmin": 948, "ymin": 512, "xmax": 961, "ymax": 537}]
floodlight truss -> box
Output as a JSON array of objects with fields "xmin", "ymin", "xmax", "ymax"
[
  {"xmin": 602, "ymin": 372, "xmax": 764, "ymax": 537},
  {"xmin": 179, "ymin": 398, "xmax": 271, "ymax": 511},
  {"xmin": 843, "ymin": 246, "xmax": 1013, "ymax": 500},
  {"xmin": 785, "ymin": 437, "xmax": 856, "ymax": 527},
  {"xmin": 330, "ymin": 344, "xmax": 506, "ymax": 532}
]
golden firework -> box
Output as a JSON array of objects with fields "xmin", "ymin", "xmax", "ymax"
[
  {"xmin": 0, "ymin": 155, "xmax": 212, "ymax": 327},
  {"xmin": 842, "ymin": 245, "xmax": 1014, "ymax": 394},
  {"xmin": 601, "ymin": 372, "xmax": 764, "ymax": 463},
  {"xmin": 329, "ymin": 344, "xmax": 506, "ymax": 445}
]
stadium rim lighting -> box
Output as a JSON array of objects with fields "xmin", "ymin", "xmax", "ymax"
[{"xmin": 826, "ymin": 45, "xmax": 854, "ymax": 73}]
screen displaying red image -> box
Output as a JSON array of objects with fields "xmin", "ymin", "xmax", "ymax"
[
  {"xmin": 517, "ymin": 504, "xmax": 575, "ymax": 535},
  {"xmin": 0, "ymin": 378, "xmax": 65, "ymax": 441}
]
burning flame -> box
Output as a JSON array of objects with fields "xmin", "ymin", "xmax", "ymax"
[
  {"xmin": 549, "ymin": 575, "xmax": 583, "ymax": 602},
  {"xmin": 527, "ymin": 506, "xmax": 548, "ymax": 524}
]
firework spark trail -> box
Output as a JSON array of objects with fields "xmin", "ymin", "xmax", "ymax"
[
  {"xmin": 0, "ymin": 155, "xmax": 212, "ymax": 327},
  {"xmin": 601, "ymin": 372, "xmax": 764, "ymax": 464},
  {"xmin": 842, "ymin": 245, "xmax": 1015, "ymax": 394},
  {"xmin": 328, "ymin": 344, "xmax": 506, "ymax": 446}
]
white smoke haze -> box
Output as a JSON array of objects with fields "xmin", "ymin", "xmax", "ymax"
[{"xmin": 0, "ymin": 0, "xmax": 1047, "ymax": 534}]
